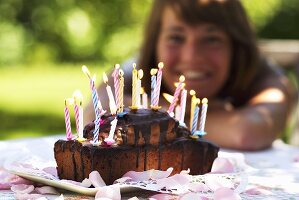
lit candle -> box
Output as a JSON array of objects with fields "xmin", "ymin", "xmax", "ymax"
[
  {"xmin": 191, "ymin": 98, "xmax": 200, "ymax": 134},
  {"xmin": 141, "ymin": 87, "xmax": 148, "ymax": 108},
  {"xmin": 64, "ymin": 98, "xmax": 74, "ymax": 140},
  {"xmin": 104, "ymin": 117, "xmax": 118, "ymax": 145},
  {"xmin": 73, "ymin": 90, "xmax": 84, "ymax": 139},
  {"xmin": 103, "ymin": 72, "xmax": 117, "ymax": 115},
  {"xmin": 92, "ymin": 116, "xmax": 101, "ymax": 145},
  {"xmin": 82, "ymin": 65, "xmax": 105, "ymax": 117},
  {"xmin": 153, "ymin": 62, "xmax": 164, "ymax": 107},
  {"xmin": 136, "ymin": 69, "xmax": 143, "ymax": 107},
  {"xmin": 132, "ymin": 63, "xmax": 138, "ymax": 107},
  {"xmin": 199, "ymin": 98, "xmax": 208, "ymax": 132},
  {"xmin": 167, "ymin": 75, "xmax": 185, "ymax": 115},
  {"xmin": 112, "ymin": 64, "xmax": 120, "ymax": 110},
  {"xmin": 119, "ymin": 69, "xmax": 124, "ymax": 113},
  {"xmin": 150, "ymin": 68, "xmax": 158, "ymax": 106},
  {"xmin": 189, "ymin": 90, "xmax": 196, "ymax": 129},
  {"xmin": 179, "ymin": 89, "xmax": 187, "ymax": 125}
]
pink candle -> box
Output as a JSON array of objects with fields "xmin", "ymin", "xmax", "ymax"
[
  {"xmin": 64, "ymin": 98, "xmax": 73, "ymax": 140},
  {"xmin": 167, "ymin": 75, "xmax": 185, "ymax": 114},
  {"xmin": 73, "ymin": 90, "xmax": 84, "ymax": 139},
  {"xmin": 153, "ymin": 62, "xmax": 164, "ymax": 106}
]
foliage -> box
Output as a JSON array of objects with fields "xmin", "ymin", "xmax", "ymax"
[{"xmin": 0, "ymin": 0, "xmax": 151, "ymax": 65}]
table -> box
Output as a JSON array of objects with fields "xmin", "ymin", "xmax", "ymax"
[{"xmin": 1, "ymin": 135, "xmax": 299, "ymax": 199}]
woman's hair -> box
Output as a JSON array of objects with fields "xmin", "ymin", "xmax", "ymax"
[{"xmin": 138, "ymin": 0, "xmax": 259, "ymax": 105}]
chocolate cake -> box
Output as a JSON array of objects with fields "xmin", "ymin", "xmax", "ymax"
[{"xmin": 54, "ymin": 108, "xmax": 219, "ymax": 185}]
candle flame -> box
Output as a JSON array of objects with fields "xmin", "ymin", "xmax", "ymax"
[
  {"xmin": 150, "ymin": 68, "xmax": 158, "ymax": 75},
  {"xmin": 103, "ymin": 72, "xmax": 108, "ymax": 84},
  {"xmin": 138, "ymin": 69, "xmax": 143, "ymax": 79},
  {"xmin": 196, "ymin": 98, "xmax": 201, "ymax": 105},
  {"xmin": 202, "ymin": 98, "xmax": 208, "ymax": 104},
  {"xmin": 82, "ymin": 65, "xmax": 91, "ymax": 79},
  {"xmin": 65, "ymin": 98, "xmax": 74, "ymax": 106},
  {"xmin": 119, "ymin": 69, "xmax": 124, "ymax": 76},
  {"xmin": 73, "ymin": 90, "xmax": 83, "ymax": 104},
  {"xmin": 158, "ymin": 62, "xmax": 164, "ymax": 69},
  {"xmin": 190, "ymin": 90, "xmax": 196, "ymax": 96},
  {"xmin": 92, "ymin": 74, "xmax": 96, "ymax": 82},
  {"xmin": 115, "ymin": 64, "xmax": 120, "ymax": 69},
  {"xmin": 179, "ymin": 75, "xmax": 185, "ymax": 82},
  {"xmin": 163, "ymin": 93, "xmax": 174, "ymax": 103},
  {"xmin": 133, "ymin": 63, "xmax": 137, "ymax": 69}
]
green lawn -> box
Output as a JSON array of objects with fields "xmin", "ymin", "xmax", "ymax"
[{"xmin": 0, "ymin": 63, "xmax": 109, "ymax": 140}]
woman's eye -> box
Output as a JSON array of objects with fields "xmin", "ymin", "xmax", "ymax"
[{"xmin": 167, "ymin": 35, "xmax": 185, "ymax": 44}]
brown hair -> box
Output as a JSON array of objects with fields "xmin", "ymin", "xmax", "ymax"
[{"xmin": 138, "ymin": 0, "xmax": 259, "ymax": 106}]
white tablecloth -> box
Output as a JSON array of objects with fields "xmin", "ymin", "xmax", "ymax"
[{"xmin": 1, "ymin": 135, "xmax": 299, "ymax": 199}]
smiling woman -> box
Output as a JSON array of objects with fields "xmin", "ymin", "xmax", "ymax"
[{"xmin": 85, "ymin": 0, "xmax": 297, "ymax": 151}]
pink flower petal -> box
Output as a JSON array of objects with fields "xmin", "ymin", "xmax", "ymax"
[
  {"xmin": 34, "ymin": 186, "xmax": 59, "ymax": 194},
  {"xmin": 42, "ymin": 167, "xmax": 58, "ymax": 178},
  {"xmin": 211, "ymin": 157, "xmax": 234, "ymax": 173},
  {"xmin": 293, "ymin": 155, "xmax": 299, "ymax": 162},
  {"xmin": 214, "ymin": 187, "xmax": 241, "ymax": 200},
  {"xmin": 188, "ymin": 182, "xmax": 210, "ymax": 192},
  {"xmin": 205, "ymin": 174, "xmax": 233, "ymax": 191},
  {"xmin": 89, "ymin": 171, "xmax": 106, "ymax": 187},
  {"xmin": 0, "ymin": 169, "xmax": 33, "ymax": 189},
  {"xmin": 95, "ymin": 185, "xmax": 121, "ymax": 200},
  {"xmin": 122, "ymin": 168, "xmax": 173, "ymax": 182},
  {"xmin": 244, "ymin": 186, "xmax": 272, "ymax": 195},
  {"xmin": 155, "ymin": 173, "xmax": 191, "ymax": 190},
  {"xmin": 151, "ymin": 168, "xmax": 173, "ymax": 180},
  {"xmin": 114, "ymin": 177, "xmax": 132, "ymax": 184},
  {"xmin": 180, "ymin": 168, "xmax": 190, "ymax": 175},
  {"xmin": 15, "ymin": 193, "xmax": 43, "ymax": 200},
  {"xmin": 179, "ymin": 193, "xmax": 208, "ymax": 200},
  {"xmin": 81, "ymin": 178, "xmax": 92, "ymax": 188},
  {"xmin": 11, "ymin": 184, "xmax": 35, "ymax": 194},
  {"xmin": 149, "ymin": 193, "xmax": 175, "ymax": 200}
]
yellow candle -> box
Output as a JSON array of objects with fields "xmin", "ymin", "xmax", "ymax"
[
  {"xmin": 103, "ymin": 72, "xmax": 117, "ymax": 115},
  {"xmin": 189, "ymin": 90, "xmax": 196, "ymax": 129}
]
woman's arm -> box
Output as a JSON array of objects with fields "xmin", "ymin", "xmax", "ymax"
[{"xmin": 204, "ymin": 73, "xmax": 296, "ymax": 151}]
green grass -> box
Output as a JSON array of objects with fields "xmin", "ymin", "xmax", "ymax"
[{"xmin": 0, "ymin": 63, "xmax": 109, "ymax": 140}]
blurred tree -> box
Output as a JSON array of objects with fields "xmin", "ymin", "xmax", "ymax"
[{"xmin": 0, "ymin": 0, "xmax": 151, "ymax": 65}]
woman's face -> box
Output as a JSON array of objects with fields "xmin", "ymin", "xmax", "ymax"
[{"xmin": 156, "ymin": 7, "xmax": 232, "ymax": 98}]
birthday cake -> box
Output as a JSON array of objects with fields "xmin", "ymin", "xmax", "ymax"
[
  {"xmin": 54, "ymin": 64, "xmax": 219, "ymax": 185},
  {"xmin": 54, "ymin": 108, "xmax": 218, "ymax": 185}
]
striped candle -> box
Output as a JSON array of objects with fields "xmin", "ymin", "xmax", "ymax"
[
  {"xmin": 136, "ymin": 69, "xmax": 143, "ymax": 107},
  {"xmin": 64, "ymin": 98, "xmax": 73, "ymax": 140},
  {"xmin": 104, "ymin": 117, "xmax": 118, "ymax": 145},
  {"xmin": 119, "ymin": 69, "xmax": 124, "ymax": 112},
  {"xmin": 73, "ymin": 90, "xmax": 84, "ymax": 139},
  {"xmin": 191, "ymin": 99, "xmax": 200, "ymax": 134},
  {"xmin": 189, "ymin": 90, "xmax": 196, "ymax": 129},
  {"xmin": 150, "ymin": 68, "xmax": 158, "ymax": 106},
  {"xmin": 112, "ymin": 64, "xmax": 120, "ymax": 110},
  {"xmin": 82, "ymin": 65, "xmax": 104, "ymax": 116},
  {"xmin": 179, "ymin": 89, "xmax": 187, "ymax": 123},
  {"xmin": 153, "ymin": 62, "xmax": 164, "ymax": 106},
  {"xmin": 199, "ymin": 98, "xmax": 208, "ymax": 132},
  {"xmin": 167, "ymin": 75, "xmax": 185, "ymax": 114},
  {"xmin": 93, "ymin": 116, "xmax": 100, "ymax": 145}
]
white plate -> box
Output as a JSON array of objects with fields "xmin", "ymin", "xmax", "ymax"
[{"xmin": 9, "ymin": 169, "xmax": 141, "ymax": 196}]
